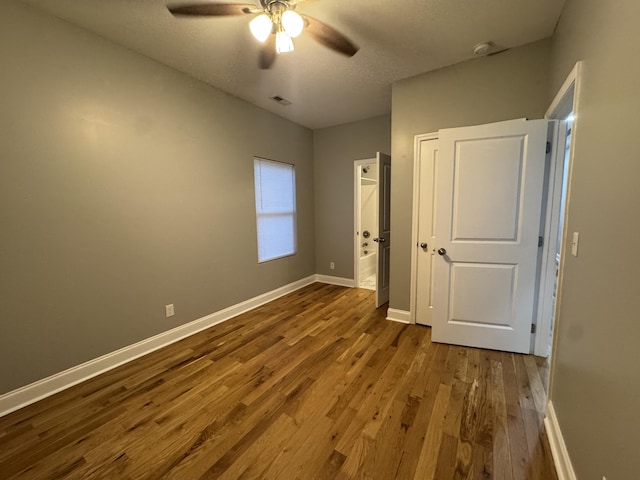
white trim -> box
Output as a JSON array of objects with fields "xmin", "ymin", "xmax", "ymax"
[
  {"xmin": 410, "ymin": 133, "xmax": 438, "ymax": 325},
  {"xmin": 536, "ymin": 62, "xmax": 583, "ymax": 367},
  {"xmin": 544, "ymin": 401, "xmax": 577, "ymax": 480},
  {"xmin": 0, "ymin": 275, "xmax": 316, "ymax": 418},
  {"xmin": 315, "ymin": 274, "xmax": 356, "ymax": 288},
  {"xmin": 548, "ymin": 63, "xmax": 582, "ymax": 394},
  {"xmin": 386, "ymin": 308, "xmax": 411, "ymax": 324},
  {"xmin": 545, "ymin": 62, "xmax": 582, "ymax": 120}
]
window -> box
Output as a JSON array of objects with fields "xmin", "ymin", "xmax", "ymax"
[{"xmin": 253, "ymin": 158, "xmax": 297, "ymax": 262}]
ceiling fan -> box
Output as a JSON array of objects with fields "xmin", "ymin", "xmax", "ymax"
[{"xmin": 167, "ymin": 0, "xmax": 359, "ymax": 69}]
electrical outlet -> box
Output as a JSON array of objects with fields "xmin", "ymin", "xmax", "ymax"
[
  {"xmin": 165, "ymin": 304, "xmax": 175, "ymax": 317},
  {"xmin": 330, "ymin": 262, "xmax": 335, "ymax": 270}
]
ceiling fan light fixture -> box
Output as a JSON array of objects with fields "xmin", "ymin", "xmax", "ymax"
[
  {"xmin": 276, "ymin": 31, "xmax": 294, "ymax": 53},
  {"xmin": 168, "ymin": 1, "xmax": 360, "ymax": 68},
  {"xmin": 281, "ymin": 10, "xmax": 304, "ymax": 38},
  {"xmin": 250, "ymin": 14, "xmax": 272, "ymax": 42}
]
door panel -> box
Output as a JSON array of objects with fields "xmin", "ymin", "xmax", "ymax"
[
  {"xmin": 415, "ymin": 139, "xmax": 438, "ymax": 326},
  {"xmin": 449, "ymin": 263, "xmax": 516, "ymax": 328},
  {"xmin": 452, "ymin": 137, "xmax": 524, "ymax": 241},
  {"xmin": 376, "ymin": 152, "xmax": 391, "ymax": 307},
  {"xmin": 433, "ymin": 119, "xmax": 549, "ymax": 353}
]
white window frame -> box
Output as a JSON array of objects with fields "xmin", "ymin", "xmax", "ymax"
[{"xmin": 253, "ymin": 157, "xmax": 297, "ymax": 263}]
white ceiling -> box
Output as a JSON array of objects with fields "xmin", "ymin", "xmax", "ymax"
[{"xmin": 21, "ymin": 0, "xmax": 566, "ymax": 129}]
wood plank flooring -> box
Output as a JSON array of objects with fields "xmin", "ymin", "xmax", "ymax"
[{"xmin": 0, "ymin": 283, "xmax": 558, "ymax": 479}]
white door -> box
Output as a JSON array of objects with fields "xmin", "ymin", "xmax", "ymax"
[
  {"xmin": 415, "ymin": 139, "xmax": 439, "ymax": 326},
  {"xmin": 432, "ymin": 119, "xmax": 549, "ymax": 353},
  {"xmin": 375, "ymin": 152, "xmax": 391, "ymax": 307}
]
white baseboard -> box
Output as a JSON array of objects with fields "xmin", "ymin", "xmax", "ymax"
[
  {"xmin": 545, "ymin": 401, "xmax": 577, "ymax": 480},
  {"xmin": 315, "ymin": 274, "xmax": 355, "ymax": 288},
  {"xmin": 386, "ymin": 308, "xmax": 412, "ymax": 324},
  {"xmin": 0, "ymin": 275, "xmax": 316, "ymax": 418}
]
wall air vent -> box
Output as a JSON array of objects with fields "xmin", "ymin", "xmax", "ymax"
[{"xmin": 271, "ymin": 95, "xmax": 292, "ymax": 106}]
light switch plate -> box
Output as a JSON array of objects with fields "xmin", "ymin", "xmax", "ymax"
[{"xmin": 571, "ymin": 232, "xmax": 579, "ymax": 256}]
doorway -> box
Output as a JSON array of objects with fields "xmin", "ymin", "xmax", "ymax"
[
  {"xmin": 409, "ymin": 65, "xmax": 581, "ymax": 356},
  {"xmin": 535, "ymin": 61, "xmax": 582, "ymax": 358},
  {"xmin": 354, "ymin": 152, "xmax": 391, "ymax": 308},
  {"xmin": 354, "ymin": 159, "xmax": 378, "ymax": 291}
]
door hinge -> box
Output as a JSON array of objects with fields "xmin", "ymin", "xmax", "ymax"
[
  {"xmin": 531, "ymin": 323, "xmax": 537, "ymax": 334},
  {"xmin": 546, "ymin": 141, "xmax": 552, "ymax": 154},
  {"xmin": 538, "ymin": 236, "xmax": 544, "ymax": 247}
]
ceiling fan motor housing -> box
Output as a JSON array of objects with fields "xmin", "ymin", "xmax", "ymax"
[{"xmin": 262, "ymin": 0, "xmax": 297, "ymax": 12}]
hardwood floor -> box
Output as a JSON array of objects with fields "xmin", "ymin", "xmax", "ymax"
[{"xmin": 0, "ymin": 283, "xmax": 558, "ymax": 479}]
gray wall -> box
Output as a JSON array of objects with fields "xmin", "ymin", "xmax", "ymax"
[
  {"xmin": 0, "ymin": 2, "xmax": 314, "ymax": 394},
  {"xmin": 313, "ymin": 115, "xmax": 391, "ymax": 278},
  {"xmin": 389, "ymin": 39, "xmax": 551, "ymax": 311},
  {"xmin": 548, "ymin": 1, "xmax": 640, "ymax": 478}
]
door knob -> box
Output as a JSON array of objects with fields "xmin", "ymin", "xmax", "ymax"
[
  {"xmin": 437, "ymin": 248, "xmax": 447, "ymax": 256},
  {"xmin": 420, "ymin": 242, "xmax": 428, "ymax": 249},
  {"xmin": 373, "ymin": 237, "xmax": 386, "ymax": 243}
]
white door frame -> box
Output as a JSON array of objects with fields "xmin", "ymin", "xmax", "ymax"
[
  {"xmin": 354, "ymin": 158, "xmax": 376, "ymax": 289},
  {"xmin": 410, "ymin": 132, "xmax": 439, "ymax": 324},
  {"xmin": 536, "ymin": 62, "xmax": 583, "ymax": 362}
]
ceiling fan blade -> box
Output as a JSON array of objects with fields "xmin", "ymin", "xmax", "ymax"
[
  {"xmin": 167, "ymin": 3, "xmax": 260, "ymax": 17},
  {"xmin": 301, "ymin": 14, "xmax": 359, "ymax": 57},
  {"xmin": 258, "ymin": 34, "xmax": 277, "ymax": 69}
]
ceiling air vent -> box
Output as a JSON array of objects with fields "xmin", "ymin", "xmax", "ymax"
[{"xmin": 271, "ymin": 95, "xmax": 292, "ymax": 106}]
